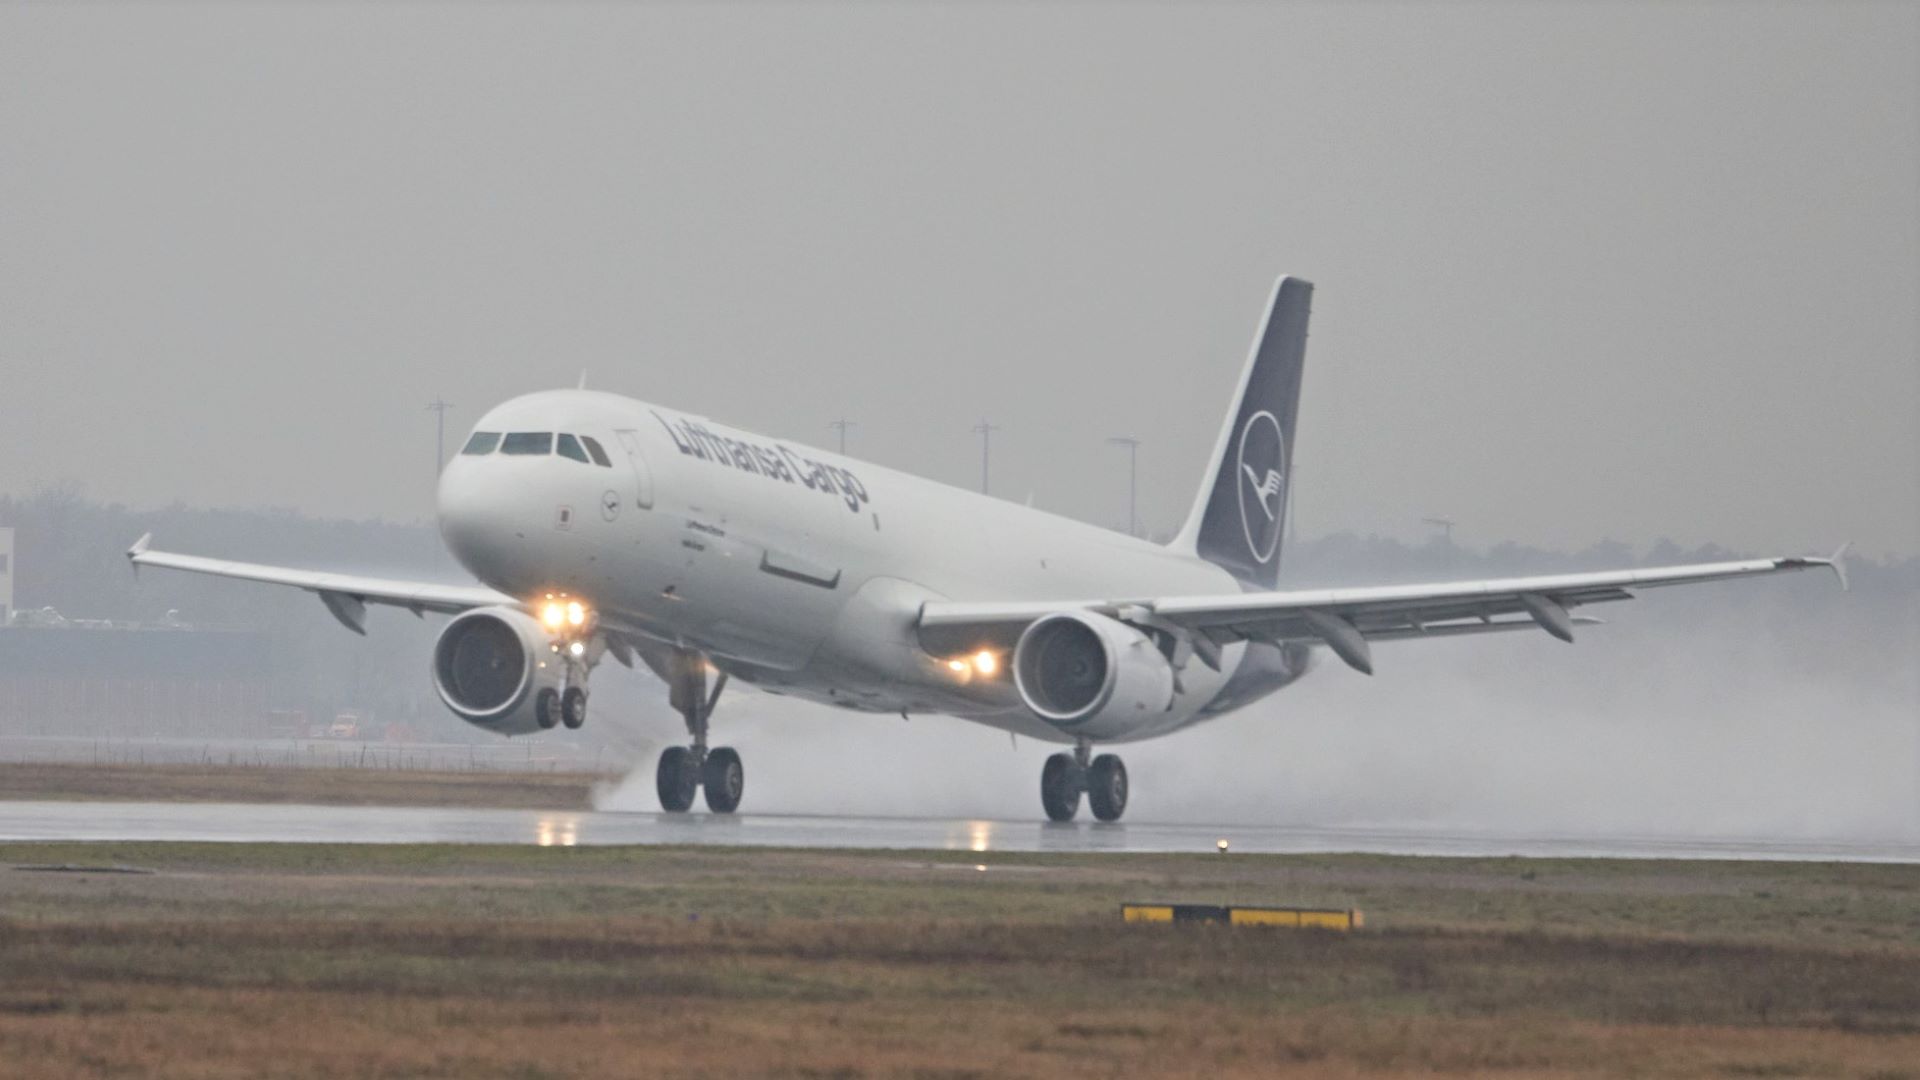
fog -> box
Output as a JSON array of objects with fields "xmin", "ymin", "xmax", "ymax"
[
  {"xmin": 2, "ymin": 3, "xmax": 1915, "ymax": 557},
  {"xmin": 2, "ymin": 485, "xmax": 1913, "ymax": 839}
]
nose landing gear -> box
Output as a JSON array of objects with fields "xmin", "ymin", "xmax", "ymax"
[
  {"xmin": 542, "ymin": 649, "xmax": 593, "ymax": 731},
  {"xmin": 1040, "ymin": 740, "xmax": 1128, "ymax": 822},
  {"xmin": 560, "ymin": 686, "xmax": 588, "ymax": 730},
  {"xmin": 655, "ymin": 649, "xmax": 744, "ymax": 814}
]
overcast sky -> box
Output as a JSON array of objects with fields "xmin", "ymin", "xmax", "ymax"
[{"xmin": 3, "ymin": 2, "xmax": 1914, "ymax": 558}]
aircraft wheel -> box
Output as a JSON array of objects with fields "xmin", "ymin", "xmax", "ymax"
[
  {"xmin": 656, "ymin": 746, "xmax": 698, "ymax": 812},
  {"xmin": 535, "ymin": 687, "xmax": 560, "ymax": 729},
  {"xmin": 1087, "ymin": 754, "xmax": 1128, "ymax": 822},
  {"xmin": 1041, "ymin": 752, "xmax": 1082, "ymax": 822},
  {"xmin": 702, "ymin": 747, "xmax": 744, "ymax": 814},
  {"xmin": 560, "ymin": 687, "xmax": 587, "ymax": 730}
]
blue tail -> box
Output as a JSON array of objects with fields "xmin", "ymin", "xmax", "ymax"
[{"xmin": 1173, "ymin": 276, "xmax": 1312, "ymax": 590}]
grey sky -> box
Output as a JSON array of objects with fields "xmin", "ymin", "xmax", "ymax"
[{"xmin": 3, "ymin": 2, "xmax": 1914, "ymax": 557}]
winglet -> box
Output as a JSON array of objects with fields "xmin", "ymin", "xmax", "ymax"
[
  {"xmin": 127, "ymin": 533, "xmax": 152, "ymax": 576},
  {"xmin": 1780, "ymin": 542, "xmax": 1851, "ymax": 592},
  {"xmin": 1824, "ymin": 542, "xmax": 1851, "ymax": 592}
]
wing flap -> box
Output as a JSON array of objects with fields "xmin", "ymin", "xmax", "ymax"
[{"xmin": 1361, "ymin": 615, "xmax": 1604, "ymax": 643}]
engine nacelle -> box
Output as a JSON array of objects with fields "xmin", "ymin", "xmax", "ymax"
[
  {"xmin": 431, "ymin": 606, "xmax": 564, "ymax": 735},
  {"xmin": 1012, "ymin": 611, "xmax": 1176, "ymax": 739}
]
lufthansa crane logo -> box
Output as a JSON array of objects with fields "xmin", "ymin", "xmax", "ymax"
[{"xmin": 1234, "ymin": 409, "xmax": 1286, "ymax": 564}]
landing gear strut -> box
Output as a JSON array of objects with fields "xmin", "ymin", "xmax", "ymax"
[
  {"xmin": 1040, "ymin": 740, "xmax": 1128, "ymax": 822},
  {"xmin": 655, "ymin": 649, "xmax": 744, "ymax": 814}
]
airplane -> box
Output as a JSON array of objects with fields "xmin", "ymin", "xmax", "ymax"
[{"xmin": 126, "ymin": 276, "xmax": 1848, "ymax": 821}]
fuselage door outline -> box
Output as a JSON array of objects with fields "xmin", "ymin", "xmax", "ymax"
[{"xmin": 614, "ymin": 430, "xmax": 654, "ymax": 510}]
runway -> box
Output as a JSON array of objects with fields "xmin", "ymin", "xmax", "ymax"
[{"xmin": 1, "ymin": 801, "xmax": 1915, "ymax": 861}]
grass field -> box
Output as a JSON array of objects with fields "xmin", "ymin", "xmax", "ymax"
[
  {"xmin": 0, "ymin": 762, "xmax": 602, "ymax": 809},
  {"xmin": 0, "ymin": 841, "xmax": 1915, "ymax": 1078}
]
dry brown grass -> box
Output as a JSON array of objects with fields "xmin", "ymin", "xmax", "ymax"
[
  {"xmin": 0, "ymin": 843, "xmax": 1916, "ymax": 1077},
  {"xmin": 4, "ymin": 984, "xmax": 1917, "ymax": 1079},
  {"xmin": 0, "ymin": 762, "xmax": 600, "ymax": 809}
]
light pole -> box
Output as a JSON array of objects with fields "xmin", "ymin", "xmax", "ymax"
[
  {"xmin": 427, "ymin": 399, "xmax": 453, "ymax": 476},
  {"xmin": 829, "ymin": 419, "xmax": 856, "ymax": 455},
  {"xmin": 1107, "ymin": 436, "xmax": 1140, "ymax": 536},
  {"xmin": 972, "ymin": 420, "xmax": 999, "ymax": 495}
]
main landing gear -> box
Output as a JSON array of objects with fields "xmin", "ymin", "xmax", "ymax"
[
  {"xmin": 656, "ymin": 649, "xmax": 744, "ymax": 814},
  {"xmin": 1041, "ymin": 739, "xmax": 1128, "ymax": 823}
]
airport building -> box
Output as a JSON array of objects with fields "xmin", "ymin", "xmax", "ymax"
[{"xmin": 0, "ymin": 524, "xmax": 278, "ymax": 736}]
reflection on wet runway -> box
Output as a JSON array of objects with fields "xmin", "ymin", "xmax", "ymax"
[{"xmin": 0, "ymin": 801, "xmax": 1915, "ymax": 862}]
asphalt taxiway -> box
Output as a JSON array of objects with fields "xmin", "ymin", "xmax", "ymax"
[{"xmin": 1, "ymin": 801, "xmax": 1915, "ymax": 861}]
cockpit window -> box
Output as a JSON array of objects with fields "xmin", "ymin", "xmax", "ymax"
[
  {"xmin": 556, "ymin": 434, "xmax": 590, "ymax": 464},
  {"xmin": 461, "ymin": 432, "xmax": 501, "ymax": 455},
  {"xmin": 500, "ymin": 432, "xmax": 554, "ymax": 456},
  {"xmin": 580, "ymin": 435, "xmax": 613, "ymax": 467}
]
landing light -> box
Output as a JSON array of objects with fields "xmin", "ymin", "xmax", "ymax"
[
  {"xmin": 945, "ymin": 659, "xmax": 969, "ymax": 675},
  {"xmin": 568, "ymin": 641, "xmax": 586, "ymax": 658},
  {"xmin": 972, "ymin": 650, "xmax": 998, "ymax": 677},
  {"xmin": 540, "ymin": 598, "xmax": 592, "ymax": 632}
]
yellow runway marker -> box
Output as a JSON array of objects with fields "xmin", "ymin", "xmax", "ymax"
[{"xmin": 1121, "ymin": 903, "xmax": 1362, "ymax": 930}]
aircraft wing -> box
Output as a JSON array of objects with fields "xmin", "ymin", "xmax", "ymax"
[
  {"xmin": 126, "ymin": 533, "xmax": 517, "ymax": 634},
  {"xmin": 917, "ymin": 548, "xmax": 1849, "ymax": 674}
]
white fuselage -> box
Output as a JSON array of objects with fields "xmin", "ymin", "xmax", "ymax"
[{"xmin": 435, "ymin": 390, "xmax": 1300, "ymax": 743}]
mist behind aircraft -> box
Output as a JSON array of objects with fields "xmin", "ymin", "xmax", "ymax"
[{"xmin": 594, "ymin": 550, "xmax": 1917, "ymax": 841}]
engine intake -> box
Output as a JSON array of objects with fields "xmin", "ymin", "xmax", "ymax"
[
  {"xmin": 431, "ymin": 606, "xmax": 562, "ymax": 734},
  {"xmin": 1012, "ymin": 611, "xmax": 1175, "ymax": 739}
]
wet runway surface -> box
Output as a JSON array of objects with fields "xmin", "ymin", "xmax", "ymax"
[{"xmin": 1, "ymin": 801, "xmax": 1915, "ymax": 861}]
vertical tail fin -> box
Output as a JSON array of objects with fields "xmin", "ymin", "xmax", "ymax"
[{"xmin": 1172, "ymin": 275, "xmax": 1312, "ymax": 590}]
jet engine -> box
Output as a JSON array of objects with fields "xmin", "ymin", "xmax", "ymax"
[
  {"xmin": 431, "ymin": 606, "xmax": 564, "ymax": 734},
  {"xmin": 1011, "ymin": 611, "xmax": 1176, "ymax": 739}
]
